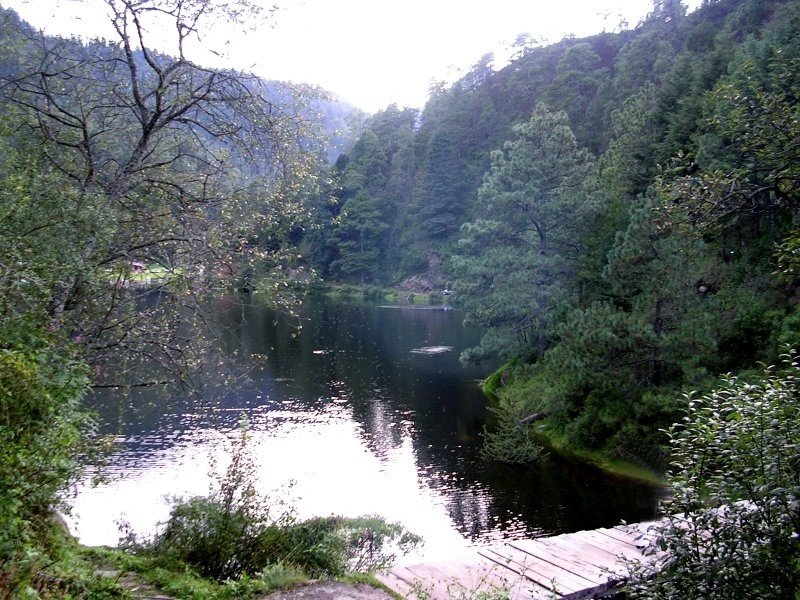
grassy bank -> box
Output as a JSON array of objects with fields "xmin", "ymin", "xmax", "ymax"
[
  {"xmin": 311, "ymin": 282, "xmax": 450, "ymax": 306},
  {"xmin": 85, "ymin": 545, "xmax": 315, "ymax": 599},
  {"xmin": 6, "ymin": 509, "xmax": 413, "ymax": 599},
  {"xmin": 481, "ymin": 364, "xmax": 667, "ymax": 488},
  {"xmin": 530, "ymin": 426, "xmax": 667, "ymax": 487},
  {"xmin": 13, "ymin": 537, "xmax": 394, "ymax": 600}
]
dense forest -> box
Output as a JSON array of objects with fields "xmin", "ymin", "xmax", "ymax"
[
  {"xmin": 303, "ymin": 2, "xmax": 800, "ymax": 592},
  {"xmin": 303, "ymin": 0, "xmax": 800, "ymax": 472},
  {"xmin": 1, "ymin": 0, "xmax": 799, "ymax": 597}
]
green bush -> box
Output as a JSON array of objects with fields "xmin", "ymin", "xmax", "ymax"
[
  {"xmin": 0, "ymin": 324, "xmax": 90, "ymax": 595},
  {"xmin": 258, "ymin": 516, "xmax": 419, "ymax": 577},
  {"xmin": 481, "ymin": 393, "xmax": 546, "ymax": 464},
  {"xmin": 148, "ymin": 424, "xmax": 419, "ymax": 582},
  {"xmin": 625, "ymin": 354, "xmax": 800, "ymax": 598},
  {"xmin": 150, "ymin": 424, "xmax": 284, "ymax": 580},
  {"xmin": 563, "ymin": 390, "xmax": 630, "ymax": 450},
  {"xmin": 152, "ymin": 495, "xmax": 270, "ymax": 581}
]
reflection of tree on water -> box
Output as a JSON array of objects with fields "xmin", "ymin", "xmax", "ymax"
[{"xmin": 82, "ymin": 296, "xmax": 661, "ymax": 546}]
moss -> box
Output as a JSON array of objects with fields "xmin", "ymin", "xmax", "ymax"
[
  {"xmin": 532, "ymin": 426, "xmax": 666, "ymax": 487},
  {"xmin": 481, "ymin": 370, "xmax": 504, "ymax": 399}
]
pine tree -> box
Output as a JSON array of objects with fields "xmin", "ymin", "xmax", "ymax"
[{"xmin": 453, "ymin": 103, "xmax": 598, "ymax": 362}]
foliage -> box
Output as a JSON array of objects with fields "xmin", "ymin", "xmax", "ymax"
[
  {"xmin": 0, "ymin": 1, "xmax": 329, "ymax": 596},
  {"xmin": 0, "ymin": 509, "xmax": 134, "ymax": 599},
  {"xmin": 328, "ymin": 191, "xmax": 389, "ymax": 283},
  {"xmin": 0, "ymin": 321, "xmax": 91, "ymax": 597},
  {"xmin": 147, "ymin": 424, "xmax": 419, "ymax": 582},
  {"xmin": 443, "ymin": 0, "xmax": 800, "ymax": 467},
  {"xmin": 481, "ymin": 401, "xmax": 546, "ymax": 465},
  {"xmin": 453, "ymin": 103, "xmax": 599, "ymax": 362},
  {"xmin": 0, "ymin": 0, "xmax": 321, "ymax": 390},
  {"xmin": 625, "ymin": 355, "xmax": 800, "ymax": 598}
]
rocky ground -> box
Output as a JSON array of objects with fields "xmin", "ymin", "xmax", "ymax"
[{"xmin": 261, "ymin": 581, "xmax": 395, "ymax": 599}]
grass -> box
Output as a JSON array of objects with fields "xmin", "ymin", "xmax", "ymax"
[
  {"xmin": 318, "ymin": 283, "xmax": 448, "ymax": 305},
  {"xmin": 14, "ymin": 531, "xmax": 398, "ymax": 600},
  {"xmin": 532, "ymin": 425, "xmax": 667, "ymax": 487},
  {"xmin": 78, "ymin": 546, "xmax": 409, "ymax": 600},
  {"xmin": 81, "ymin": 546, "xmax": 309, "ymax": 599}
]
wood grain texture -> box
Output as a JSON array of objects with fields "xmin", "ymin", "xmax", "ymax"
[{"xmin": 377, "ymin": 522, "xmax": 660, "ymax": 599}]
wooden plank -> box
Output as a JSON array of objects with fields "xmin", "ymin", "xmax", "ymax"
[
  {"xmin": 525, "ymin": 536, "xmax": 630, "ymax": 578},
  {"xmin": 480, "ymin": 545, "xmax": 593, "ymax": 595},
  {"xmin": 378, "ymin": 521, "xmax": 665, "ymax": 600},
  {"xmin": 390, "ymin": 565, "xmax": 453, "ymax": 599},
  {"xmin": 595, "ymin": 525, "xmax": 640, "ymax": 545},
  {"xmin": 433, "ymin": 558, "xmax": 540, "ymax": 598},
  {"xmin": 490, "ymin": 542, "xmax": 604, "ymax": 589},
  {"xmin": 482, "ymin": 543, "xmax": 625, "ymax": 600},
  {"xmin": 577, "ymin": 530, "xmax": 647, "ymax": 561},
  {"xmin": 560, "ymin": 530, "xmax": 639, "ymax": 560},
  {"xmin": 383, "ymin": 554, "xmax": 540, "ymax": 600},
  {"xmin": 507, "ymin": 540, "xmax": 611, "ymax": 586},
  {"xmin": 511, "ymin": 538, "xmax": 632, "ymax": 600},
  {"xmin": 433, "ymin": 562, "xmax": 541, "ymax": 600},
  {"xmin": 543, "ymin": 533, "xmax": 629, "ymax": 565},
  {"xmin": 423, "ymin": 555, "xmax": 546, "ymax": 599}
]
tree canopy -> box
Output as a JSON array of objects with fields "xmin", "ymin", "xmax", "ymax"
[
  {"xmin": 4, "ymin": 0, "xmax": 800, "ymax": 594},
  {"xmin": 0, "ymin": 0, "xmax": 334, "ymax": 592}
]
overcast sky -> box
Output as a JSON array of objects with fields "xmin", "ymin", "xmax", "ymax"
[{"xmin": 2, "ymin": 0, "xmax": 701, "ymax": 112}]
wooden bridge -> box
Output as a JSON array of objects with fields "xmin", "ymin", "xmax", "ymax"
[{"xmin": 377, "ymin": 522, "xmax": 663, "ymax": 599}]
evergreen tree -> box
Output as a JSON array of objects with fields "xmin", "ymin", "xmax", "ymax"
[
  {"xmin": 454, "ymin": 103, "xmax": 598, "ymax": 362},
  {"xmin": 328, "ymin": 191, "xmax": 388, "ymax": 283},
  {"xmin": 415, "ymin": 127, "xmax": 465, "ymax": 239}
]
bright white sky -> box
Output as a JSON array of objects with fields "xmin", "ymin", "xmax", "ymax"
[{"xmin": 2, "ymin": 0, "xmax": 701, "ymax": 113}]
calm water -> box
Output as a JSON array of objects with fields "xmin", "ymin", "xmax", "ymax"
[{"xmin": 67, "ymin": 296, "xmax": 661, "ymax": 562}]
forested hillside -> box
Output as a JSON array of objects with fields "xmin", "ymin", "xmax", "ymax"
[
  {"xmin": 306, "ymin": 0, "xmax": 800, "ymax": 474},
  {"xmin": 2, "ymin": 0, "xmax": 800, "ymax": 596}
]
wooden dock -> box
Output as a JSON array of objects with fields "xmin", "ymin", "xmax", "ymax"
[{"xmin": 377, "ymin": 522, "xmax": 662, "ymax": 599}]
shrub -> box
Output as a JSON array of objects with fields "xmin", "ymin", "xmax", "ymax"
[
  {"xmin": 150, "ymin": 423, "xmax": 286, "ymax": 580},
  {"xmin": 148, "ymin": 423, "xmax": 419, "ymax": 581},
  {"xmin": 625, "ymin": 354, "xmax": 800, "ymax": 598},
  {"xmin": 0, "ymin": 324, "xmax": 91, "ymax": 596},
  {"xmin": 481, "ymin": 396, "xmax": 545, "ymax": 464}
]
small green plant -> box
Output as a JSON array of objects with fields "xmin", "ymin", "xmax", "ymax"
[
  {"xmin": 150, "ymin": 422, "xmax": 282, "ymax": 580},
  {"xmin": 146, "ymin": 420, "xmax": 419, "ymax": 583},
  {"xmin": 481, "ymin": 397, "xmax": 545, "ymax": 464}
]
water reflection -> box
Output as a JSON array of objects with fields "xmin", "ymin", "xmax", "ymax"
[{"xmin": 68, "ymin": 296, "xmax": 661, "ymax": 561}]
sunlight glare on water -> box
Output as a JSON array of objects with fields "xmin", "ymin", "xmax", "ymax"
[{"xmin": 67, "ymin": 298, "xmax": 660, "ymax": 562}]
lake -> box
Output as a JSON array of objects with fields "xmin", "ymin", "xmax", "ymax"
[{"xmin": 67, "ymin": 295, "xmax": 661, "ymax": 563}]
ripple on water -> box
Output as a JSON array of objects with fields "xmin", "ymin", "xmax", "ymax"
[{"xmin": 410, "ymin": 346, "xmax": 453, "ymax": 355}]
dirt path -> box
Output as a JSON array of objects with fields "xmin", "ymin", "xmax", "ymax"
[
  {"xmin": 96, "ymin": 569, "xmax": 395, "ymax": 600},
  {"xmin": 261, "ymin": 581, "xmax": 395, "ymax": 599},
  {"xmin": 94, "ymin": 569, "xmax": 174, "ymax": 599}
]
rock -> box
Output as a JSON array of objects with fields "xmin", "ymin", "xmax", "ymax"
[{"xmin": 519, "ymin": 412, "xmax": 547, "ymax": 425}]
